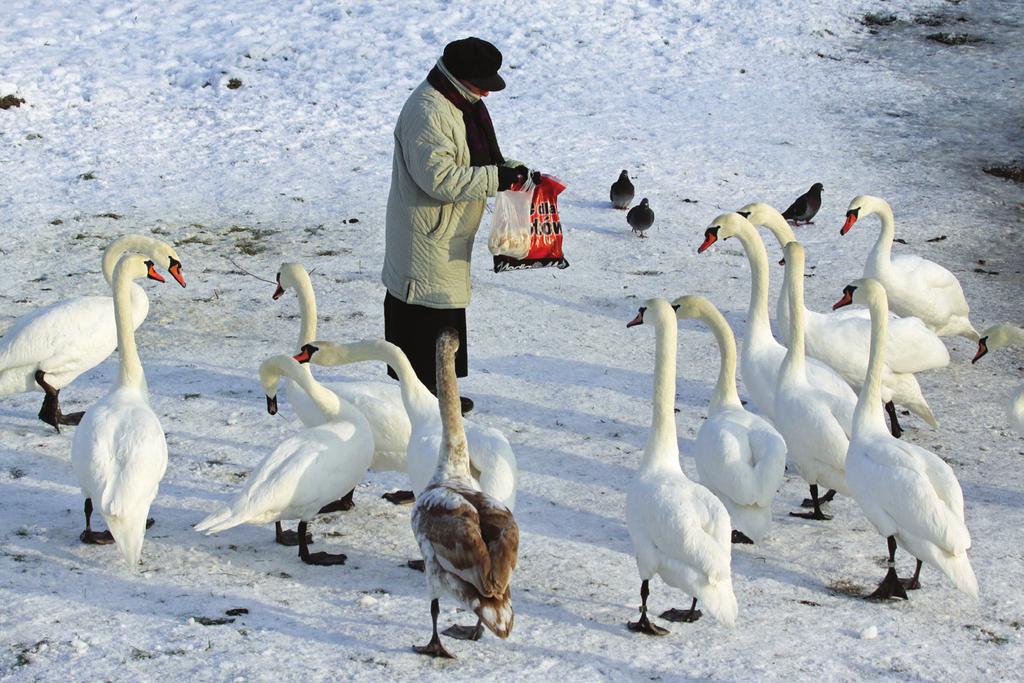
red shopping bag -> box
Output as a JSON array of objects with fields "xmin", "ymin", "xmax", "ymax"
[{"xmin": 492, "ymin": 174, "xmax": 569, "ymax": 272}]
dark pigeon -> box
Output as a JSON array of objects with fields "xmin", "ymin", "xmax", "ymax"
[
  {"xmin": 610, "ymin": 169, "xmax": 635, "ymax": 209},
  {"xmin": 782, "ymin": 182, "xmax": 824, "ymax": 224},
  {"xmin": 627, "ymin": 198, "xmax": 654, "ymax": 238}
]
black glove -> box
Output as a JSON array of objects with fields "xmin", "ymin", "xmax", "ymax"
[{"xmin": 497, "ymin": 165, "xmax": 529, "ymax": 191}]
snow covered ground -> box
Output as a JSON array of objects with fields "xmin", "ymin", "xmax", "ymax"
[{"xmin": 1, "ymin": 0, "xmax": 1022, "ymax": 680}]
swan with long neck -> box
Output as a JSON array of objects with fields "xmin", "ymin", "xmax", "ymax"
[
  {"xmin": 274, "ymin": 262, "xmax": 410, "ymax": 473},
  {"xmin": 410, "ymin": 329, "xmax": 519, "ymax": 658},
  {"xmin": 299, "ymin": 339, "xmax": 517, "ymax": 510},
  {"xmin": 194, "ymin": 354, "xmax": 373, "ymax": 566},
  {"xmin": 972, "ymin": 324, "xmax": 1024, "ymax": 434},
  {"xmin": 624, "ymin": 299, "xmax": 737, "ymax": 635},
  {"xmin": 697, "ymin": 213, "xmax": 856, "ymax": 423},
  {"xmin": 840, "ymin": 195, "xmax": 978, "ymax": 340},
  {"xmin": 69, "ymin": 254, "xmax": 171, "ymax": 566},
  {"xmin": 0, "ymin": 234, "xmax": 185, "ymax": 430},
  {"xmin": 835, "ymin": 278, "xmax": 978, "ymax": 600},
  {"xmin": 673, "ymin": 295, "xmax": 787, "ymax": 544},
  {"xmin": 773, "ymin": 242, "xmax": 856, "ymax": 519},
  {"xmin": 740, "ymin": 202, "xmax": 947, "ymax": 436}
]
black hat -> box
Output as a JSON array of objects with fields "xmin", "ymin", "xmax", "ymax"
[{"xmin": 442, "ymin": 37, "xmax": 506, "ymax": 92}]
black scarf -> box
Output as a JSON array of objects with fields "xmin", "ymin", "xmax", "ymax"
[{"xmin": 426, "ymin": 65, "xmax": 504, "ymax": 167}]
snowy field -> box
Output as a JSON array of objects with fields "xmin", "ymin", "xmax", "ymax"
[{"xmin": 1, "ymin": 0, "xmax": 1023, "ymax": 680}]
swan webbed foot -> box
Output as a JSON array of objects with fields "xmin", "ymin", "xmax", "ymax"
[
  {"xmin": 800, "ymin": 488, "xmax": 836, "ymax": 507},
  {"xmin": 274, "ymin": 521, "xmax": 312, "ymax": 547},
  {"xmin": 660, "ymin": 607, "xmax": 702, "ymax": 623},
  {"xmin": 731, "ymin": 530, "xmax": 754, "ymax": 544},
  {"xmin": 317, "ymin": 489, "xmax": 355, "ymax": 514},
  {"xmin": 300, "ymin": 551, "xmax": 347, "ymax": 566},
  {"xmin": 442, "ymin": 621, "xmax": 483, "ymax": 641},
  {"xmin": 80, "ymin": 529, "xmax": 115, "ymax": 544},
  {"xmin": 407, "ymin": 559, "xmax": 426, "ymax": 572},
  {"xmin": 382, "ymin": 490, "xmax": 415, "ymax": 505},
  {"xmin": 789, "ymin": 509, "xmax": 832, "ymax": 521},
  {"xmin": 628, "ymin": 613, "xmax": 669, "ymax": 635},
  {"xmin": 867, "ymin": 567, "xmax": 908, "ymax": 601},
  {"xmin": 413, "ymin": 634, "xmax": 456, "ymax": 659}
]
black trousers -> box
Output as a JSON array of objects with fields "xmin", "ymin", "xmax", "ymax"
[{"xmin": 384, "ymin": 292, "xmax": 468, "ymax": 390}]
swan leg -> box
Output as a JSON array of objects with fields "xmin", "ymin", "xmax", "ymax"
[
  {"xmin": 414, "ymin": 599, "xmax": 456, "ymax": 659},
  {"xmin": 382, "ymin": 490, "xmax": 416, "ymax": 505},
  {"xmin": 628, "ymin": 580, "xmax": 669, "ymax": 636},
  {"xmin": 884, "ymin": 401, "xmax": 904, "ymax": 439},
  {"xmin": 801, "ymin": 488, "xmax": 836, "ymax": 508},
  {"xmin": 443, "ymin": 617, "xmax": 484, "ymax": 641},
  {"xmin": 296, "ymin": 521, "xmax": 346, "ymax": 566},
  {"xmin": 661, "ymin": 597, "xmax": 703, "ymax": 623},
  {"xmin": 407, "ymin": 559, "xmax": 426, "ymax": 572},
  {"xmin": 79, "ymin": 498, "xmax": 114, "ymax": 545},
  {"xmin": 317, "ymin": 488, "xmax": 355, "ymax": 514},
  {"xmin": 274, "ymin": 521, "xmax": 312, "ymax": 547},
  {"xmin": 35, "ymin": 371, "xmax": 84, "ymax": 431},
  {"xmin": 731, "ymin": 530, "xmax": 754, "ymax": 544},
  {"xmin": 867, "ymin": 536, "xmax": 909, "ymax": 601},
  {"xmin": 900, "ymin": 560, "xmax": 923, "ymax": 590},
  {"xmin": 791, "ymin": 485, "xmax": 833, "ymax": 520}
]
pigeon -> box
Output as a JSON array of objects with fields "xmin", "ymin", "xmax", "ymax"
[
  {"xmin": 627, "ymin": 198, "xmax": 654, "ymax": 238},
  {"xmin": 781, "ymin": 182, "xmax": 824, "ymax": 224},
  {"xmin": 610, "ymin": 169, "xmax": 635, "ymax": 209}
]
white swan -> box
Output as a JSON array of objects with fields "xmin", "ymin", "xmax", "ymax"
[
  {"xmin": 274, "ymin": 262, "xmax": 410, "ymax": 474},
  {"xmin": 195, "ymin": 354, "xmax": 374, "ymax": 566},
  {"xmin": 841, "ymin": 195, "xmax": 978, "ymax": 340},
  {"xmin": 836, "ymin": 278, "xmax": 978, "ymax": 600},
  {"xmin": 740, "ymin": 202, "xmax": 948, "ymax": 436},
  {"xmin": 673, "ymin": 295, "xmax": 787, "ymax": 544},
  {"xmin": 624, "ymin": 298, "xmax": 737, "ymax": 635},
  {"xmin": 69, "ymin": 254, "xmax": 171, "ymax": 567},
  {"xmin": 697, "ymin": 212, "xmax": 854, "ymax": 423},
  {"xmin": 299, "ymin": 340, "xmax": 517, "ymax": 510},
  {"xmin": 773, "ymin": 242, "xmax": 856, "ymax": 519},
  {"xmin": 0, "ymin": 235, "xmax": 185, "ymax": 430},
  {"xmin": 972, "ymin": 324, "xmax": 1024, "ymax": 434},
  {"xmin": 411, "ymin": 329, "xmax": 518, "ymax": 658}
]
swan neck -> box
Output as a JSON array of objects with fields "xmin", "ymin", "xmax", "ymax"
[
  {"xmin": 854, "ymin": 294, "xmax": 889, "ymax": 433},
  {"xmin": 281, "ymin": 362, "xmax": 340, "ymax": 418},
  {"xmin": 736, "ymin": 229, "xmax": 773, "ymax": 340},
  {"xmin": 867, "ymin": 204, "xmax": 896, "ymax": 276},
  {"xmin": 644, "ymin": 310, "xmax": 681, "ymax": 466},
  {"xmin": 319, "ymin": 341, "xmax": 438, "ymax": 421},
  {"xmin": 782, "ymin": 258, "xmax": 806, "ymax": 377},
  {"xmin": 112, "ymin": 271, "xmax": 146, "ymax": 391},
  {"xmin": 102, "ymin": 236, "xmax": 152, "ymax": 287},
  {"xmin": 294, "ymin": 272, "xmax": 318, "ymax": 348},
  {"xmin": 704, "ymin": 306, "xmax": 742, "ymax": 412},
  {"xmin": 433, "ymin": 342, "xmax": 471, "ymax": 482}
]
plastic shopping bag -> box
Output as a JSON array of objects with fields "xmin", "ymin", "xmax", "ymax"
[
  {"xmin": 492, "ymin": 174, "xmax": 570, "ymax": 272},
  {"xmin": 488, "ymin": 176, "xmax": 535, "ymax": 260}
]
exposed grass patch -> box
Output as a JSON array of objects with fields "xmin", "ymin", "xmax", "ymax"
[
  {"xmin": 927, "ymin": 32, "xmax": 982, "ymax": 45},
  {"xmin": 9, "ymin": 467, "xmax": 25, "ymax": 479},
  {"xmin": 0, "ymin": 94, "xmax": 26, "ymax": 109},
  {"xmin": 175, "ymin": 234, "xmax": 213, "ymax": 246},
  {"xmin": 827, "ymin": 578, "xmax": 865, "ymax": 597},
  {"xmin": 964, "ymin": 624, "xmax": 1009, "ymax": 645},
  {"xmin": 862, "ymin": 13, "xmax": 898, "ymax": 27},
  {"xmin": 226, "ymin": 78, "xmax": 243, "ymax": 89},
  {"xmin": 78, "ymin": 172, "xmax": 97, "ymax": 181},
  {"xmin": 984, "ymin": 164, "xmax": 1024, "ymax": 183},
  {"xmin": 236, "ymin": 239, "xmax": 267, "ymax": 256},
  {"xmin": 192, "ymin": 615, "xmax": 235, "ymax": 626},
  {"xmin": 50, "ymin": 218, "xmax": 63, "ymax": 226},
  {"xmin": 94, "ymin": 212, "xmax": 122, "ymax": 220}
]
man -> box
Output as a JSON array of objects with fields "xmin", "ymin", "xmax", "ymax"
[{"xmin": 382, "ymin": 37, "xmax": 530, "ymax": 414}]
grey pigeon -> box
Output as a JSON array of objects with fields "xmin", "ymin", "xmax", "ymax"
[
  {"xmin": 782, "ymin": 182, "xmax": 824, "ymax": 224},
  {"xmin": 627, "ymin": 198, "xmax": 654, "ymax": 238},
  {"xmin": 610, "ymin": 169, "xmax": 634, "ymax": 209}
]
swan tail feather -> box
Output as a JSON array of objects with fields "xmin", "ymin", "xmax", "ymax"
[
  {"xmin": 106, "ymin": 514, "xmax": 148, "ymax": 568},
  {"xmin": 195, "ymin": 507, "xmax": 245, "ymax": 535},
  {"xmin": 699, "ymin": 578, "xmax": 738, "ymax": 628},
  {"xmin": 473, "ymin": 589, "xmax": 514, "ymax": 639},
  {"xmin": 935, "ymin": 552, "xmax": 979, "ymax": 599}
]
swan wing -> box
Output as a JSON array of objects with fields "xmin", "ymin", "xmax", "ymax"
[
  {"xmin": 465, "ymin": 424, "xmax": 518, "ymax": 510},
  {"xmin": 884, "ymin": 316, "xmax": 950, "ymax": 374},
  {"xmin": 0, "ymin": 296, "xmax": 118, "ymax": 377},
  {"xmin": 745, "ymin": 418, "xmax": 788, "ymax": 507},
  {"xmin": 643, "ymin": 479, "xmax": 732, "ymax": 583},
  {"xmin": 696, "ymin": 413, "xmax": 764, "ymax": 507},
  {"xmin": 855, "ymin": 438, "xmax": 970, "ymax": 554},
  {"xmin": 892, "ymin": 255, "xmax": 969, "ymax": 312},
  {"xmin": 414, "ymin": 483, "xmax": 518, "ymax": 596}
]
